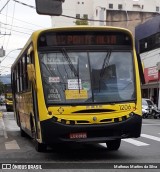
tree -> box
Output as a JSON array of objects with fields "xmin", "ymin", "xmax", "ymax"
[
  {"xmin": 0, "ymin": 81, "xmax": 5, "ymax": 95},
  {"xmin": 75, "ymin": 16, "xmax": 88, "ymax": 25}
]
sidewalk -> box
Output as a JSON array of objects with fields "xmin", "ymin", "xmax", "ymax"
[
  {"xmin": 0, "ymin": 111, "xmax": 4, "ymax": 136},
  {"xmin": 0, "ymin": 111, "xmax": 8, "ymax": 138}
]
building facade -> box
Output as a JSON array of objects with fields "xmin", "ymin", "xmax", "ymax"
[
  {"xmin": 135, "ymin": 16, "xmax": 160, "ymax": 108},
  {"xmin": 52, "ymin": 0, "xmax": 160, "ymax": 35}
]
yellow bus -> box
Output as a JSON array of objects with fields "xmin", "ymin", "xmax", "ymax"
[
  {"xmin": 4, "ymin": 84, "xmax": 13, "ymax": 112},
  {"xmin": 11, "ymin": 26, "xmax": 142, "ymax": 152}
]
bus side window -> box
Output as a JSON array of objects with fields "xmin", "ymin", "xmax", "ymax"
[{"xmin": 27, "ymin": 51, "xmax": 34, "ymax": 90}]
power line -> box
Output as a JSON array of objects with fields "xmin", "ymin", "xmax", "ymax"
[
  {"xmin": 0, "ymin": 48, "xmax": 22, "ymax": 63},
  {"xmin": 1, "ymin": 21, "xmax": 35, "ymax": 31},
  {"xmin": 4, "ymin": 0, "xmax": 16, "ymax": 52},
  {"xmin": 61, "ymin": 14, "xmax": 157, "ymax": 23},
  {"xmin": 0, "ymin": 13, "xmax": 45, "ymax": 28},
  {"xmin": 0, "ymin": 65, "xmax": 11, "ymax": 69},
  {"xmin": 0, "ymin": 26, "xmax": 31, "ymax": 35},
  {"xmin": 12, "ymin": 0, "xmax": 35, "ymax": 9},
  {"xmin": 1, "ymin": 0, "xmax": 10, "ymax": 46},
  {"xmin": 0, "ymin": 0, "xmax": 11, "ymax": 13}
]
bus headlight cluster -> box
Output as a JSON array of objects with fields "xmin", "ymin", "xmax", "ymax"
[{"xmin": 51, "ymin": 116, "xmax": 75, "ymax": 125}]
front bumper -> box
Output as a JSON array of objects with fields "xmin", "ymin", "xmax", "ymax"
[{"xmin": 40, "ymin": 114, "xmax": 142, "ymax": 144}]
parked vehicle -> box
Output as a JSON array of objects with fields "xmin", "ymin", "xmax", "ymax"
[
  {"xmin": 142, "ymin": 99, "xmax": 150, "ymax": 118},
  {"xmin": 0, "ymin": 98, "xmax": 5, "ymax": 106},
  {"xmin": 142, "ymin": 98, "xmax": 160, "ymax": 119}
]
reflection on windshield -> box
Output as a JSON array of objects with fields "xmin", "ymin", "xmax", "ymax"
[{"xmin": 39, "ymin": 50, "xmax": 135, "ymax": 104}]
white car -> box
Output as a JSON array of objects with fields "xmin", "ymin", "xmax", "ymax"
[
  {"xmin": 142, "ymin": 98, "xmax": 160, "ymax": 119},
  {"xmin": 142, "ymin": 98, "xmax": 150, "ymax": 118}
]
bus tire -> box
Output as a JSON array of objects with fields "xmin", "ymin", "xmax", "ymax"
[
  {"xmin": 106, "ymin": 139, "xmax": 121, "ymax": 151},
  {"xmin": 35, "ymin": 139, "xmax": 47, "ymax": 152}
]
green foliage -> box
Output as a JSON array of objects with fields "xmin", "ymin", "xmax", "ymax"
[
  {"xmin": 75, "ymin": 17, "xmax": 88, "ymax": 25},
  {"xmin": 0, "ymin": 81, "xmax": 5, "ymax": 95}
]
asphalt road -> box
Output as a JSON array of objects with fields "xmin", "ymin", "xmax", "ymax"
[{"xmin": 0, "ymin": 106, "xmax": 160, "ymax": 171}]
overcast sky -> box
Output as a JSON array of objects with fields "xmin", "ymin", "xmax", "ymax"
[{"xmin": 0, "ymin": 0, "xmax": 52, "ymax": 74}]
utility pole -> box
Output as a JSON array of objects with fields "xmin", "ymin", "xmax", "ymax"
[
  {"xmin": 0, "ymin": 46, "xmax": 5, "ymax": 57},
  {"xmin": 0, "ymin": 22, "xmax": 11, "ymax": 57}
]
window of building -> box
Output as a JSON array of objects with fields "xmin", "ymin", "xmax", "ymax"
[
  {"xmin": 133, "ymin": 4, "xmax": 141, "ymax": 8},
  {"xmin": 76, "ymin": 14, "xmax": 80, "ymax": 19},
  {"xmin": 156, "ymin": 6, "xmax": 159, "ymax": 12},
  {"xmin": 118, "ymin": 4, "xmax": 123, "ymax": 10},
  {"xmin": 82, "ymin": 2, "xmax": 84, "ymax": 4},
  {"xmin": 139, "ymin": 32, "xmax": 160, "ymax": 53},
  {"xmin": 77, "ymin": 1, "xmax": 80, "ymax": 4},
  {"xmin": 109, "ymin": 4, "xmax": 113, "ymax": 9},
  {"xmin": 83, "ymin": 14, "xmax": 88, "ymax": 19},
  {"xmin": 96, "ymin": 9, "xmax": 98, "ymax": 16}
]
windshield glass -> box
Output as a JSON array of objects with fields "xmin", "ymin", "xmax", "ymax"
[{"xmin": 39, "ymin": 50, "xmax": 135, "ymax": 105}]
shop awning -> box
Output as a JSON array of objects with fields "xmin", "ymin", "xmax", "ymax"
[{"xmin": 141, "ymin": 82, "xmax": 159, "ymax": 89}]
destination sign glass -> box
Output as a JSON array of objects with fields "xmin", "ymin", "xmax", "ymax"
[{"xmin": 38, "ymin": 31, "xmax": 132, "ymax": 47}]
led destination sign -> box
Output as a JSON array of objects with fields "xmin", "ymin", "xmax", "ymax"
[
  {"xmin": 38, "ymin": 31, "xmax": 132, "ymax": 47},
  {"xmin": 49, "ymin": 35, "xmax": 117, "ymax": 45}
]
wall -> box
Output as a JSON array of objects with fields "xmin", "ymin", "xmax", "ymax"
[
  {"xmin": 51, "ymin": 0, "xmax": 160, "ymax": 28},
  {"xmin": 106, "ymin": 11, "xmax": 157, "ymax": 36}
]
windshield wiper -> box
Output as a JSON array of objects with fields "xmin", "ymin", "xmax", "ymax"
[
  {"xmin": 62, "ymin": 48, "xmax": 81, "ymax": 92},
  {"xmin": 100, "ymin": 50, "xmax": 112, "ymax": 77},
  {"xmin": 62, "ymin": 48, "xmax": 78, "ymax": 77}
]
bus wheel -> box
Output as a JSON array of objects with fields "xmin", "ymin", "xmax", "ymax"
[
  {"xmin": 35, "ymin": 139, "xmax": 47, "ymax": 152},
  {"xmin": 106, "ymin": 139, "xmax": 121, "ymax": 151}
]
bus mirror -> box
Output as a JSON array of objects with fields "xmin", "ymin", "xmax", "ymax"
[
  {"xmin": 27, "ymin": 64, "xmax": 37, "ymax": 90},
  {"xmin": 27, "ymin": 64, "xmax": 36, "ymax": 81},
  {"xmin": 27, "ymin": 64, "xmax": 35, "ymax": 81},
  {"xmin": 27, "ymin": 46, "xmax": 33, "ymax": 56},
  {"xmin": 35, "ymin": 0, "xmax": 65, "ymax": 16}
]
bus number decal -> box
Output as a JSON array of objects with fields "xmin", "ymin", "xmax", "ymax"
[{"xmin": 119, "ymin": 105, "xmax": 131, "ymax": 111}]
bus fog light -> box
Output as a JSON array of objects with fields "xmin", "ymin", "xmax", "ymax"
[
  {"xmin": 129, "ymin": 112, "xmax": 134, "ymax": 117},
  {"xmin": 61, "ymin": 119, "xmax": 66, "ymax": 124},
  {"xmin": 52, "ymin": 116, "xmax": 58, "ymax": 122},
  {"xmin": 114, "ymin": 118, "xmax": 119, "ymax": 122},
  {"xmin": 122, "ymin": 116, "xmax": 127, "ymax": 121},
  {"xmin": 70, "ymin": 120, "xmax": 75, "ymax": 125},
  {"xmin": 48, "ymin": 111, "xmax": 52, "ymax": 115}
]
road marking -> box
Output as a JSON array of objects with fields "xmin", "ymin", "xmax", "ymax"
[
  {"xmin": 100, "ymin": 138, "xmax": 149, "ymax": 147},
  {"xmin": 5, "ymin": 140, "xmax": 20, "ymax": 150},
  {"xmin": 142, "ymin": 124, "xmax": 160, "ymax": 126},
  {"xmin": 0, "ymin": 116, "xmax": 8, "ymax": 139},
  {"xmin": 141, "ymin": 134, "xmax": 160, "ymax": 142},
  {"xmin": 122, "ymin": 138, "xmax": 149, "ymax": 146},
  {"xmin": 99, "ymin": 143, "xmax": 106, "ymax": 147}
]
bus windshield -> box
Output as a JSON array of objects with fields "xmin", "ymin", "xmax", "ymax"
[{"xmin": 39, "ymin": 50, "xmax": 135, "ymax": 105}]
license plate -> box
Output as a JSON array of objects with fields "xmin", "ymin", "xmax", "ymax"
[{"xmin": 69, "ymin": 132, "xmax": 87, "ymax": 139}]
